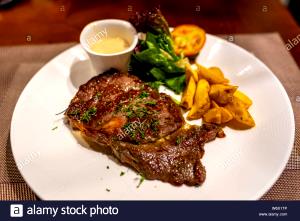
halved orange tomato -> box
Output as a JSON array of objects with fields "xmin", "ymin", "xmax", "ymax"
[{"xmin": 172, "ymin": 24, "xmax": 206, "ymax": 57}]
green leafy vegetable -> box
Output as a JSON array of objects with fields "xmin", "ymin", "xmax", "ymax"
[
  {"xmin": 129, "ymin": 9, "xmax": 186, "ymax": 94},
  {"xmin": 146, "ymin": 81, "xmax": 164, "ymax": 90},
  {"xmin": 149, "ymin": 67, "xmax": 165, "ymax": 81},
  {"xmin": 165, "ymin": 75, "xmax": 186, "ymax": 94}
]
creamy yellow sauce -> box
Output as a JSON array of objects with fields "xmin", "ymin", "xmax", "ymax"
[{"xmin": 90, "ymin": 37, "xmax": 129, "ymax": 54}]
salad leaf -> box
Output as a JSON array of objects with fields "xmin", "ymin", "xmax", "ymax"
[
  {"xmin": 156, "ymin": 34, "xmax": 178, "ymax": 60},
  {"xmin": 149, "ymin": 67, "xmax": 165, "ymax": 81},
  {"xmin": 145, "ymin": 32, "xmax": 178, "ymax": 60},
  {"xmin": 146, "ymin": 81, "xmax": 164, "ymax": 90},
  {"xmin": 129, "ymin": 7, "xmax": 170, "ymax": 35},
  {"xmin": 133, "ymin": 48, "xmax": 184, "ymax": 75},
  {"xmin": 129, "ymin": 8, "xmax": 186, "ymax": 94},
  {"xmin": 165, "ymin": 75, "xmax": 186, "ymax": 94}
]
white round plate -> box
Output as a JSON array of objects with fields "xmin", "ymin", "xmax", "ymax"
[{"xmin": 10, "ymin": 34, "xmax": 295, "ymax": 200}]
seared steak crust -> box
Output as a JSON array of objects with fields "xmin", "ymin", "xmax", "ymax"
[
  {"xmin": 66, "ymin": 70, "xmax": 223, "ymax": 185},
  {"xmin": 66, "ymin": 70, "xmax": 184, "ymax": 144},
  {"xmin": 112, "ymin": 124, "xmax": 222, "ymax": 185}
]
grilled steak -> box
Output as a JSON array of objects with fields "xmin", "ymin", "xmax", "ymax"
[{"xmin": 65, "ymin": 69, "xmax": 224, "ymax": 185}]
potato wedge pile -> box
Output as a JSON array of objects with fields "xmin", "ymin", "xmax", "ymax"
[{"xmin": 181, "ymin": 63, "xmax": 255, "ymax": 128}]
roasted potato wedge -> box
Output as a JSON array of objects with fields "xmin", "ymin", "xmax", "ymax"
[
  {"xmin": 220, "ymin": 107, "xmax": 233, "ymax": 123},
  {"xmin": 183, "ymin": 61, "xmax": 254, "ymax": 128},
  {"xmin": 225, "ymin": 97, "xmax": 255, "ymax": 128},
  {"xmin": 209, "ymin": 84, "xmax": 238, "ymax": 104},
  {"xmin": 187, "ymin": 79, "xmax": 210, "ymax": 120},
  {"xmin": 208, "ymin": 67, "xmax": 230, "ymax": 84},
  {"xmin": 211, "ymin": 100, "xmax": 219, "ymax": 108},
  {"xmin": 203, "ymin": 105, "xmax": 233, "ymax": 124},
  {"xmin": 234, "ymin": 90, "xmax": 252, "ymax": 109},
  {"xmin": 196, "ymin": 64, "xmax": 229, "ymax": 84},
  {"xmin": 181, "ymin": 76, "xmax": 196, "ymax": 109},
  {"xmin": 203, "ymin": 108, "xmax": 222, "ymax": 124},
  {"xmin": 185, "ymin": 62, "xmax": 198, "ymax": 82}
]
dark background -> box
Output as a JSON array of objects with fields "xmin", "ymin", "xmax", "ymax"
[
  {"xmin": 289, "ymin": 0, "xmax": 300, "ymax": 24},
  {"xmin": 0, "ymin": 0, "xmax": 299, "ymax": 65}
]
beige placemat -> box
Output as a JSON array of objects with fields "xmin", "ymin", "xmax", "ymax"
[
  {"xmin": 0, "ymin": 43, "xmax": 76, "ymax": 200},
  {"xmin": 0, "ymin": 33, "xmax": 299, "ymax": 200}
]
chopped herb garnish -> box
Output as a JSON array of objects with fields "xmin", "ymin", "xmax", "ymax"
[
  {"xmin": 136, "ymin": 107, "xmax": 149, "ymax": 118},
  {"xmin": 123, "ymin": 122, "xmax": 137, "ymax": 140},
  {"xmin": 138, "ymin": 129, "xmax": 145, "ymax": 139},
  {"xmin": 80, "ymin": 107, "xmax": 97, "ymax": 123},
  {"xmin": 114, "ymin": 103, "xmax": 122, "ymax": 113},
  {"xmin": 122, "ymin": 121, "xmax": 147, "ymax": 142},
  {"xmin": 176, "ymin": 136, "xmax": 183, "ymax": 145},
  {"xmin": 125, "ymin": 108, "xmax": 134, "ymax": 118},
  {"xmin": 55, "ymin": 108, "xmax": 67, "ymax": 115},
  {"xmin": 106, "ymin": 188, "xmax": 111, "ymax": 192},
  {"xmin": 123, "ymin": 104, "xmax": 134, "ymax": 118},
  {"xmin": 150, "ymin": 119, "xmax": 159, "ymax": 132},
  {"xmin": 145, "ymin": 100, "xmax": 157, "ymax": 106},
  {"xmin": 69, "ymin": 108, "xmax": 80, "ymax": 116},
  {"xmin": 122, "ymin": 104, "xmax": 151, "ymax": 119},
  {"xmin": 139, "ymin": 91, "xmax": 149, "ymax": 99},
  {"xmin": 131, "ymin": 131, "xmax": 137, "ymax": 140},
  {"xmin": 93, "ymin": 92, "xmax": 101, "ymax": 101},
  {"xmin": 137, "ymin": 175, "xmax": 145, "ymax": 188},
  {"xmin": 123, "ymin": 122, "xmax": 132, "ymax": 131},
  {"xmin": 51, "ymin": 126, "xmax": 58, "ymax": 131},
  {"xmin": 120, "ymin": 171, "xmax": 125, "ymax": 176}
]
